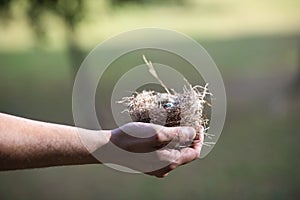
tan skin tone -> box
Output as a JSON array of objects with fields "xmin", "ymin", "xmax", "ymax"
[{"xmin": 0, "ymin": 113, "xmax": 203, "ymax": 178}]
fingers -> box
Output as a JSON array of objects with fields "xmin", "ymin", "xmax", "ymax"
[
  {"xmin": 177, "ymin": 148, "xmax": 200, "ymax": 164},
  {"xmin": 170, "ymin": 129, "xmax": 204, "ymax": 167},
  {"xmin": 148, "ymin": 129, "xmax": 204, "ymax": 178},
  {"xmin": 117, "ymin": 122, "xmax": 197, "ymax": 151},
  {"xmin": 190, "ymin": 127, "xmax": 204, "ymax": 156},
  {"xmin": 154, "ymin": 126, "xmax": 196, "ymax": 148},
  {"xmin": 109, "ymin": 122, "xmax": 205, "ymax": 178},
  {"xmin": 146, "ymin": 148, "xmax": 200, "ymax": 178}
]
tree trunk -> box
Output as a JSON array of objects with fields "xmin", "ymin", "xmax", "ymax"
[
  {"xmin": 65, "ymin": 27, "xmax": 86, "ymax": 79},
  {"xmin": 296, "ymin": 41, "xmax": 300, "ymax": 88},
  {"xmin": 67, "ymin": 39, "xmax": 85, "ymax": 77}
]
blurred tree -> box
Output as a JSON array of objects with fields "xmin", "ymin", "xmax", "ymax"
[
  {"xmin": 109, "ymin": 0, "xmax": 185, "ymax": 6},
  {"xmin": 0, "ymin": 0, "xmax": 86, "ymax": 76},
  {"xmin": 297, "ymin": 42, "xmax": 300, "ymax": 88},
  {"xmin": 0, "ymin": 0, "xmax": 14, "ymax": 22},
  {"xmin": 0, "ymin": 0, "xmax": 190, "ymax": 76}
]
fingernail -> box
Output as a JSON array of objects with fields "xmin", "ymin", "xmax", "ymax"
[{"xmin": 182, "ymin": 127, "xmax": 196, "ymax": 139}]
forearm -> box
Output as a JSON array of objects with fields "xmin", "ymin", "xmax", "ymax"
[
  {"xmin": 0, "ymin": 113, "xmax": 108, "ymax": 170},
  {"xmin": 0, "ymin": 113, "xmax": 202, "ymax": 177}
]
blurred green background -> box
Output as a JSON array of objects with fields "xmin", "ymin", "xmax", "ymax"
[{"xmin": 0, "ymin": 0, "xmax": 300, "ymax": 199}]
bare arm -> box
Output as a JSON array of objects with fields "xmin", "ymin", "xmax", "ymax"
[
  {"xmin": 0, "ymin": 113, "xmax": 203, "ymax": 177},
  {"xmin": 0, "ymin": 113, "xmax": 104, "ymax": 170}
]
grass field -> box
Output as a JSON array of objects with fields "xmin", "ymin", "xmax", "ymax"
[
  {"xmin": 0, "ymin": 0, "xmax": 300, "ymax": 199},
  {"xmin": 1, "ymin": 33, "xmax": 300, "ymax": 199}
]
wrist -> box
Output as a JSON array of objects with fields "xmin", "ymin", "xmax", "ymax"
[{"xmin": 75, "ymin": 128, "xmax": 112, "ymax": 164}]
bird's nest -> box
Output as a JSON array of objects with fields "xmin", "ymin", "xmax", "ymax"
[{"xmin": 119, "ymin": 55, "xmax": 213, "ymax": 146}]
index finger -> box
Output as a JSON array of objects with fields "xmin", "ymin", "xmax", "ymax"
[{"xmin": 154, "ymin": 126, "xmax": 196, "ymax": 147}]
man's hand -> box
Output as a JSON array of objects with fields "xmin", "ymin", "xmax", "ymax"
[
  {"xmin": 93, "ymin": 122, "xmax": 204, "ymax": 178},
  {"xmin": 0, "ymin": 113, "xmax": 204, "ymax": 178}
]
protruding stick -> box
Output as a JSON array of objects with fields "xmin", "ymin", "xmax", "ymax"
[{"xmin": 143, "ymin": 55, "xmax": 171, "ymax": 94}]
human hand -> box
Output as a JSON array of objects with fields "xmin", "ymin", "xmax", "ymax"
[
  {"xmin": 0, "ymin": 113, "xmax": 203, "ymax": 174},
  {"xmin": 95, "ymin": 122, "xmax": 204, "ymax": 178}
]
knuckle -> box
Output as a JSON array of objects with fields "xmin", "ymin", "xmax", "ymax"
[
  {"xmin": 156, "ymin": 127, "xmax": 173, "ymax": 143},
  {"xmin": 175, "ymin": 127, "xmax": 182, "ymax": 137},
  {"xmin": 155, "ymin": 132, "xmax": 164, "ymax": 143},
  {"xmin": 175, "ymin": 127, "xmax": 188, "ymax": 142}
]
